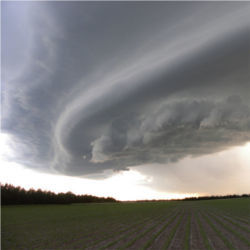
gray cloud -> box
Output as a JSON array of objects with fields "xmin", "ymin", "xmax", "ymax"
[
  {"xmin": 89, "ymin": 96, "xmax": 250, "ymax": 166},
  {"xmin": 2, "ymin": 2, "xmax": 250, "ymax": 177}
]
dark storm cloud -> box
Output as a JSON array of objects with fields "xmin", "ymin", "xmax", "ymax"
[
  {"xmin": 2, "ymin": 2, "xmax": 250, "ymax": 176},
  {"xmin": 89, "ymin": 96, "xmax": 250, "ymax": 166}
]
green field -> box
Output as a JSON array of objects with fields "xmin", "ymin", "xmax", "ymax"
[{"xmin": 2, "ymin": 198, "xmax": 250, "ymax": 249}]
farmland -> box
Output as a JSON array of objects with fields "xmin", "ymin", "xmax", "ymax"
[{"xmin": 2, "ymin": 198, "xmax": 250, "ymax": 249}]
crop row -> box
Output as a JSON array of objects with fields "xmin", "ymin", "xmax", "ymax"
[
  {"xmin": 2, "ymin": 200, "xmax": 250, "ymax": 249},
  {"xmin": 73, "ymin": 206, "xmax": 250, "ymax": 250},
  {"xmin": 88, "ymin": 208, "xmax": 250, "ymax": 249}
]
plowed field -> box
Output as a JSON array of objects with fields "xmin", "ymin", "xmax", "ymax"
[{"xmin": 2, "ymin": 198, "xmax": 250, "ymax": 249}]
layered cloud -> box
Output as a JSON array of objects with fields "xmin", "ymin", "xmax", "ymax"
[
  {"xmin": 90, "ymin": 96, "xmax": 250, "ymax": 166},
  {"xmin": 2, "ymin": 2, "xmax": 250, "ymax": 178}
]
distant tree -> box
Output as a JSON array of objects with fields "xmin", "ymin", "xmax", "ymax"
[
  {"xmin": 182, "ymin": 194, "xmax": 250, "ymax": 201},
  {"xmin": 1, "ymin": 183, "xmax": 117, "ymax": 205}
]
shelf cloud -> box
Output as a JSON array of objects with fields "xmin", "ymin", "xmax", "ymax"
[{"xmin": 2, "ymin": 2, "xmax": 250, "ymax": 179}]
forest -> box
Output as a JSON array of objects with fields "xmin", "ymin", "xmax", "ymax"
[{"xmin": 1, "ymin": 183, "xmax": 117, "ymax": 205}]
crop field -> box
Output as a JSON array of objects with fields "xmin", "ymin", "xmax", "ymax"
[{"xmin": 2, "ymin": 198, "xmax": 250, "ymax": 249}]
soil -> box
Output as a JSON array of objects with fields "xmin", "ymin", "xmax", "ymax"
[
  {"xmin": 205, "ymin": 211, "xmax": 249, "ymax": 250},
  {"xmin": 197, "ymin": 212, "xmax": 228, "ymax": 250},
  {"xmin": 167, "ymin": 210, "xmax": 188, "ymax": 250},
  {"xmin": 128, "ymin": 211, "xmax": 179, "ymax": 249},
  {"xmin": 207, "ymin": 211, "xmax": 250, "ymax": 248},
  {"xmin": 87, "ymin": 212, "xmax": 167, "ymax": 249},
  {"xmin": 190, "ymin": 211, "xmax": 207, "ymax": 250},
  {"xmin": 147, "ymin": 210, "xmax": 183, "ymax": 250}
]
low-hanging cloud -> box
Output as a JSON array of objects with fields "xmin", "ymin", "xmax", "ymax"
[
  {"xmin": 2, "ymin": 2, "xmax": 250, "ymax": 178},
  {"xmin": 90, "ymin": 96, "xmax": 250, "ymax": 166}
]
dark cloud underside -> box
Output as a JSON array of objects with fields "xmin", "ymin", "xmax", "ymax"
[{"xmin": 2, "ymin": 2, "xmax": 250, "ymax": 177}]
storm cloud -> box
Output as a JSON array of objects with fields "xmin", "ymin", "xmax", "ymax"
[{"xmin": 2, "ymin": 2, "xmax": 250, "ymax": 177}]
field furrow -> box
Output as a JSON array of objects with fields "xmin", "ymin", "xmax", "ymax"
[
  {"xmin": 167, "ymin": 211, "xmax": 188, "ymax": 250},
  {"xmin": 198, "ymin": 212, "xmax": 228, "ymax": 250},
  {"xmin": 162, "ymin": 212, "xmax": 185, "ymax": 249},
  {"xmin": 2, "ymin": 199, "xmax": 250, "ymax": 249},
  {"xmin": 142, "ymin": 210, "xmax": 182, "ymax": 249},
  {"xmin": 122, "ymin": 213, "xmax": 172, "ymax": 249},
  {"xmin": 92, "ymin": 211, "xmax": 171, "ymax": 249},
  {"xmin": 196, "ymin": 215, "xmax": 213, "ymax": 250},
  {"xmin": 182, "ymin": 212, "xmax": 191, "ymax": 250},
  {"xmin": 202, "ymin": 212, "xmax": 237, "ymax": 250},
  {"xmin": 212, "ymin": 213, "xmax": 250, "ymax": 232},
  {"xmin": 116, "ymin": 210, "xmax": 180, "ymax": 249},
  {"xmin": 142, "ymin": 210, "xmax": 184, "ymax": 250},
  {"xmin": 84, "ymin": 213, "xmax": 165, "ymax": 249},
  {"xmin": 88, "ymin": 206, "xmax": 178, "ymax": 249},
  {"xmin": 189, "ymin": 211, "xmax": 207, "ymax": 250},
  {"xmin": 53, "ymin": 214, "xmax": 144, "ymax": 249},
  {"xmin": 205, "ymin": 211, "xmax": 250, "ymax": 249}
]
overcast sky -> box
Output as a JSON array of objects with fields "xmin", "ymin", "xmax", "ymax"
[{"xmin": 1, "ymin": 2, "xmax": 250, "ymax": 200}]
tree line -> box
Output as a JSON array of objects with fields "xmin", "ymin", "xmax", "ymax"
[
  {"xmin": 125, "ymin": 194, "xmax": 250, "ymax": 203},
  {"xmin": 183, "ymin": 194, "xmax": 250, "ymax": 201},
  {"xmin": 1, "ymin": 183, "xmax": 117, "ymax": 205}
]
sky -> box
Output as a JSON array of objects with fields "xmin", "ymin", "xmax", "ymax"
[{"xmin": 1, "ymin": 2, "xmax": 250, "ymax": 200}]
